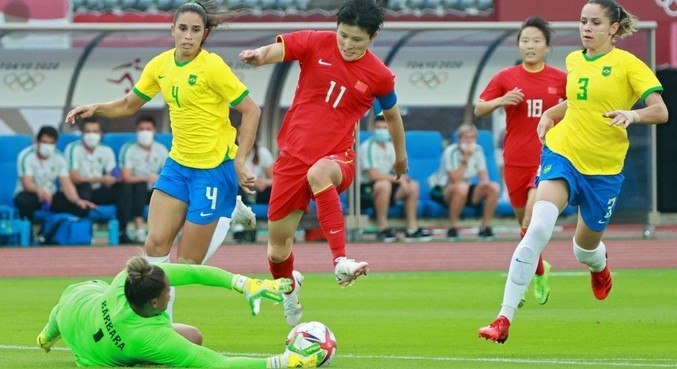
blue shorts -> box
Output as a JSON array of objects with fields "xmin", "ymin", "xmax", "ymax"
[
  {"xmin": 536, "ymin": 147, "xmax": 624, "ymax": 232},
  {"xmin": 155, "ymin": 157, "xmax": 238, "ymax": 225}
]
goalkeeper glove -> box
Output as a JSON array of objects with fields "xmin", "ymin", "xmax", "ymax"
[{"xmin": 232, "ymin": 275, "xmax": 292, "ymax": 315}]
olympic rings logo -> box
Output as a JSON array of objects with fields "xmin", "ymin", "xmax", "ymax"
[
  {"xmin": 655, "ymin": 0, "xmax": 677, "ymax": 16},
  {"xmin": 409, "ymin": 70, "xmax": 449, "ymax": 89},
  {"xmin": 3, "ymin": 72, "xmax": 45, "ymax": 91}
]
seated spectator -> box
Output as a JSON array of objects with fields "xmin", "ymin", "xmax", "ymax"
[
  {"xmin": 65, "ymin": 119, "xmax": 133, "ymax": 244},
  {"xmin": 360, "ymin": 116, "xmax": 431, "ymax": 242},
  {"xmin": 14, "ymin": 126, "xmax": 96, "ymax": 224},
  {"xmin": 233, "ymin": 140, "xmax": 274, "ymax": 243},
  {"xmin": 428, "ymin": 124, "xmax": 500, "ymax": 241},
  {"xmin": 119, "ymin": 115, "xmax": 168, "ymax": 243}
]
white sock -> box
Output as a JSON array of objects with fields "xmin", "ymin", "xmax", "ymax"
[
  {"xmin": 573, "ymin": 239, "xmax": 607, "ymax": 272},
  {"xmin": 499, "ymin": 201, "xmax": 559, "ymax": 321},
  {"xmin": 145, "ymin": 253, "xmax": 174, "ymax": 321},
  {"xmin": 202, "ymin": 217, "xmax": 231, "ymax": 265}
]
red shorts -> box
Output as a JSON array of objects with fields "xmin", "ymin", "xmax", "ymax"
[
  {"xmin": 267, "ymin": 151, "xmax": 355, "ymax": 221},
  {"xmin": 504, "ymin": 165, "xmax": 538, "ymax": 209}
]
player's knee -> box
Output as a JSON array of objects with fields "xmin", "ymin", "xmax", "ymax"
[
  {"xmin": 144, "ymin": 235, "xmax": 172, "ymax": 257},
  {"xmin": 510, "ymin": 246, "xmax": 537, "ymax": 285},
  {"xmin": 373, "ymin": 180, "xmax": 392, "ymax": 195}
]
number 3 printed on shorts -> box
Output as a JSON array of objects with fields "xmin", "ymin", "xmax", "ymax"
[
  {"xmin": 325, "ymin": 81, "xmax": 346, "ymax": 108},
  {"xmin": 206, "ymin": 187, "xmax": 218, "ymax": 210}
]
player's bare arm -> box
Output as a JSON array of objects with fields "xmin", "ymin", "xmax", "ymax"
[
  {"xmin": 239, "ymin": 43, "xmax": 284, "ymax": 67},
  {"xmin": 474, "ymin": 88, "xmax": 525, "ymax": 118},
  {"xmin": 537, "ymin": 99, "xmax": 568, "ymax": 144},
  {"xmin": 65, "ymin": 92, "xmax": 146, "ymax": 124},
  {"xmin": 232, "ymin": 95, "xmax": 261, "ymax": 193},
  {"xmin": 603, "ymin": 92, "xmax": 668, "ymax": 128},
  {"xmin": 382, "ymin": 105, "xmax": 408, "ymax": 179}
]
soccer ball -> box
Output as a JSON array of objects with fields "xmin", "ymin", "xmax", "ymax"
[{"xmin": 286, "ymin": 321, "xmax": 337, "ymax": 367}]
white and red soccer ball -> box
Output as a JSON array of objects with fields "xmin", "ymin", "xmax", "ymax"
[{"xmin": 286, "ymin": 321, "xmax": 337, "ymax": 367}]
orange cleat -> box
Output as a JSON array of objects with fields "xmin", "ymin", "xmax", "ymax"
[
  {"xmin": 478, "ymin": 316, "xmax": 510, "ymax": 344},
  {"xmin": 591, "ymin": 264, "xmax": 612, "ymax": 300}
]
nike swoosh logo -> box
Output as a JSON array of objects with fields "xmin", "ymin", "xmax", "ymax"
[
  {"xmin": 598, "ymin": 219, "xmax": 608, "ymax": 224},
  {"xmin": 158, "ymin": 75, "xmax": 165, "ymax": 79},
  {"xmin": 200, "ymin": 212, "xmax": 213, "ymax": 217},
  {"xmin": 330, "ymin": 229, "xmax": 343, "ymax": 234},
  {"xmin": 515, "ymin": 258, "xmax": 530, "ymax": 264},
  {"xmin": 318, "ymin": 59, "xmax": 332, "ymax": 66}
]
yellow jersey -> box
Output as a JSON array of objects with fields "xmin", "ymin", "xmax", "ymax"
[
  {"xmin": 133, "ymin": 49, "xmax": 249, "ymax": 169},
  {"xmin": 545, "ymin": 48, "xmax": 663, "ymax": 175}
]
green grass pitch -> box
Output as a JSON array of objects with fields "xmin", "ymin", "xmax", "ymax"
[{"xmin": 1, "ymin": 269, "xmax": 676, "ymax": 368}]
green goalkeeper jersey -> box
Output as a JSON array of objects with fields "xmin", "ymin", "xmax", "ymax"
[{"xmin": 55, "ymin": 263, "xmax": 267, "ymax": 368}]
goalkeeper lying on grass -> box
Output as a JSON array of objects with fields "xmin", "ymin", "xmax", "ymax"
[{"xmin": 36, "ymin": 255, "xmax": 324, "ymax": 368}]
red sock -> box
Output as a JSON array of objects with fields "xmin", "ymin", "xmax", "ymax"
[
  {"xmin": 523, "ymin": 226, "xmax": 545, "ymax": 276},
  {"xmin": 314, "ymin": 185, "xmax": 346, "ymax": 264},
  {"xmin": 535, "ymin": 254, "xmax": 545, "ymax": 276},
  {"xmin": 269, "ymin": 252, "xmax": 296, "ymax": 291}
]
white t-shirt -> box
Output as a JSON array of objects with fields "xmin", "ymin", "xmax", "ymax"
[
  {"xmin": 245, "ymin": 146, "xmax": 274, "ymax": 180},
  {"xmin": 359, "ymin": 138, "xmax": 395, "ymax": 181},
  {"xmin": 65, "ymin": 141, "xmax": 116, "ymax": 190},
  {"xmin": 428, "ymin": 143, "xmax": 487, "ymax": 187},
  {"xmin": 119, "ymin": 140, "xmax": 169, "ymax": 190},
  {"xmin": 15, "ymin": 146, "xmax": 69, "ymax": 195}
]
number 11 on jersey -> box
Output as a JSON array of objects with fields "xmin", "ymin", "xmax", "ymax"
[{"xmin": 325, "ymin": 81, "xmax": 346, "ymax": 108}]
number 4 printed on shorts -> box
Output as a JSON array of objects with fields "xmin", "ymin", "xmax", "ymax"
[{"xmin": 206, "ymin": 187, "xmax": 218, "ymax": 210}]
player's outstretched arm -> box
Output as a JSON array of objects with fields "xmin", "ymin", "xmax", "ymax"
[
  {"xmin": 65, "ymin": 92, "xmax": 146, "ymax": 124},
  {"xmin": 603, "ymin": 92, "xmax": 668, "ymax": 128},
  {"xmin": 155, "ymin": 263, "xmax": 291, "ymax": 315},
  {"xmin": 239, "ymin": 43, "xmax": 284, "ymax": 67}
]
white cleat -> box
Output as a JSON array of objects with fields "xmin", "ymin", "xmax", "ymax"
[
  {"xmin": 230, "ymin": 195, "xmax": 256, "ymax": 229},
  {"xmin": 283, "ymin": 271, "xmax": 304, "ymax": 326},
  {"xmin": 334, "ymin": 257, "xmax": 369, "ymax": 287}
]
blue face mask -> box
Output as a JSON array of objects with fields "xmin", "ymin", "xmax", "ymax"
[{"xmin": 373, "ymin": 128, "xmax": 390, "ymax": 142}]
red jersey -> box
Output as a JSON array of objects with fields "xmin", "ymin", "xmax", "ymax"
[
  {"xmin": 479, "ymin": 64, "xmax": 566, "ymax": 167},
  {"xmin": 277, "ymin": 30, "xmax": 395, "ymax": 165}
]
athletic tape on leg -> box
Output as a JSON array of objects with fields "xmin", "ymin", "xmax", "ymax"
[{"xmin": 202, "ymin": 217, "xmax": 231, "ymax": 265}]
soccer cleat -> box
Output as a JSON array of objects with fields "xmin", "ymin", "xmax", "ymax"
[
  {"xmin": 591, "ymin": 263, "xmax": 612, "ymax": 300},
  {"xmin": 334, "ymin": 257, "xmax": 369, "ymax": 287},
  {"xmin": 283, "ymin": 271, "xmax": 304, "ymax": 326},
  {"xmin": 478, "ymin": 315, "xmax": 510, "ymax": 344},
  {"xmin": 534, "ymin": 260, "xmax": 551, "ymax": 305},
  {"xmin": 37, "ymin": 330, "xmax": 59, "ymax": 353},
  {"xmin": 230, "ymin": 195, "xmax": 256, "ymax": 229}
]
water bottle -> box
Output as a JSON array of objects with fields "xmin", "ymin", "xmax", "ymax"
[
  {"xmin": 108, "ymin": 219, "xmax": 119, "ymax": 246},
  {"xmin": 19, "ymin": 219, "xmax": 31, "ymax": 247}
]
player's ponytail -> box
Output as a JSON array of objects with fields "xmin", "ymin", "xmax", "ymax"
[
  {"xmin": 124, "ymin": 256, "xmax": 166, "ymax": 308},
  {"xmin": 615, "ymin": 5, "xmax": 638, "ymax": 39}
]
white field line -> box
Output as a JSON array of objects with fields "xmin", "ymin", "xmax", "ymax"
[{"xmin": 3, "ymin": 345, "xmax": 675, "ymax": 367}]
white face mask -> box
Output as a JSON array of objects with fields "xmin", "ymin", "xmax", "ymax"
[
  {"xmin": 460, "ymin": 142, "xmax": 476, "ymax": 152},
  {"xmin": 137, "ymin": 130, "xmax": 154, "ymax": 147},
  {"xmin": 373, "ymin": 128, "xmax": 390, "ymax": 143},
  {"xmin": 38, "ymin": 143, "xmax": 55, "ymax": 158},
  {"xmin": 83, "ymin": 132, "xmax": 101, "ymax": 149}
]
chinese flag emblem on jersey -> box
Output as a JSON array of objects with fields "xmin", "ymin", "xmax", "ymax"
[
  {"xmin": 355, "ymin": 80, "xmax": 367, "ymax": 92},
  {"xmin": 547, "ymin": 87, "xmax": 557, "ymax": 94}
]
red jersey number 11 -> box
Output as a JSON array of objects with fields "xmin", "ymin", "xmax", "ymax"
[{"xmin": 325, "ymin": 81, "xmax": 346, "ymax": 108}]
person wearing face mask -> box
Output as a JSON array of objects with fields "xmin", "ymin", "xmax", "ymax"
[
  {"xmin": 239, "ymin": 0, "xmax": 408, "ymax": 326},
  {"xmin": 359, "ymin": 115, "xmax": 431, "ymax": 243},
  {"xmin": 474, "ymin": 17, "xmax": 566, "ymax": 307},
  {"xmin": 119, "ymin": 115, "xmax": 169, "ymax": 243},
  {"xmin": 478, "ymin": 0, "xmax": 668, "ymax": 344},
  {"xmin": 65, "ymin": 119, "xmax": 134, "ymax": 244},
  {"xmin": 428, "ymin": 124, "xmax": 500, "ymax": 241},
  {"xmin": 14, "ymin": 126, "xmax": 96, "ymax": 226}
]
